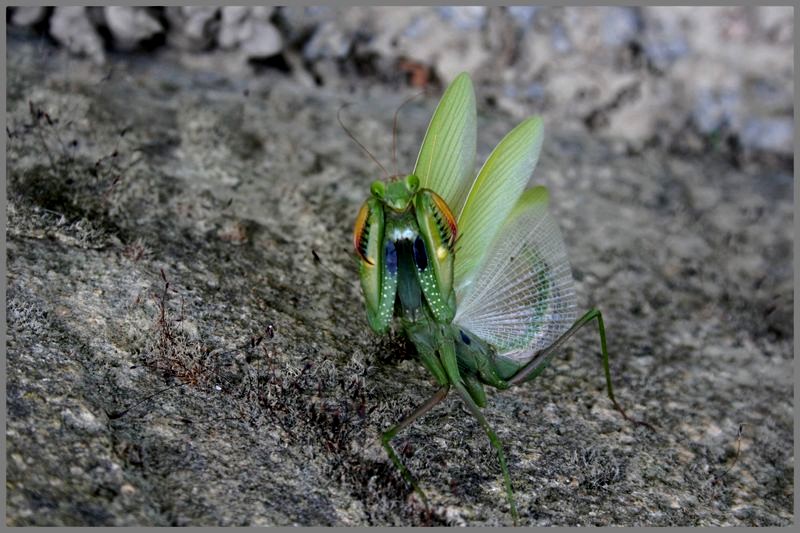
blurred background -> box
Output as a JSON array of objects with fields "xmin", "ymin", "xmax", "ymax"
[{"xmin": 8, "ymin": 5, "xmax": 794, "ymax": 158}]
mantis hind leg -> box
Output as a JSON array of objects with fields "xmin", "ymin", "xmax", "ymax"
[
  {"xmin": 453, "ymin": 383, "xmax": 519, "ymax": 524},
  {"xmin": 508, "ymin": 308, "xmax": 654, "ymax": 431},
  {"xmin": 381, "ymin": 386, "xmax": 450, "ymax": 507}
]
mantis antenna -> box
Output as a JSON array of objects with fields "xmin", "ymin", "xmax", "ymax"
[
  {"xmin": 337, "ymin": 103, "xmax": 390, "ymax": 180},
  {"xmin": 391, "ymin": 91, "xmax": 426, "ymax": 179}
]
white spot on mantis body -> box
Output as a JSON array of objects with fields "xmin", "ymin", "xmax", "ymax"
[{"xmin": 390, "ymin": 228, "xmax": 416, "ymax": 241}]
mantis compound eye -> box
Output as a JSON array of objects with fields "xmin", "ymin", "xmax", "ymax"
[
  {"xmin": 405, "ymin": 174, "xmax": 420, "ymax": 193},
  {"xmin": 370, "ymin": 181, "xmax": 385, "ymax": 199}
]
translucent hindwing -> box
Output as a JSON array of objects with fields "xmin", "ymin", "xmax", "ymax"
[{"xmin": 454, "ymin": 187, "xmax": 577, "ymax": 368}]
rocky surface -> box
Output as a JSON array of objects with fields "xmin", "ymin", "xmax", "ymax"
[{"xmin": 5, "ymin": 19, "xmax": 793, "ymax": 527}]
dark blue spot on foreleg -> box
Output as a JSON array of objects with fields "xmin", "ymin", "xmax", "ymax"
[
  {"xmin": 413, "ymin": 236, "xmax": 428, "ymax": 271},
  {"xmin": 385, "ymin": 240, "xmax": 398, "ymax": 274}
]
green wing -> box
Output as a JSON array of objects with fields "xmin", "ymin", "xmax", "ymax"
[
  {"xmin": 454, "ymin": 116, "xmax": 544, "ymax": 292},
  {"xmin": 413, "ymin": 72, "xmax": 477, "ymax": 216},
  {"xmin": 454, "ymin": 186, "xmax": 577, "ymax": 371}
]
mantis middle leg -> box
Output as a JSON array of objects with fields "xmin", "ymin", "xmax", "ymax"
[{"xmin": 508, "ymin": 308, "xmax": 654, "ymax": 431}]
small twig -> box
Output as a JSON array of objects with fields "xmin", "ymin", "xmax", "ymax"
[
  {"xmin": 106, "ymin": 382, "xmax": 187, "ymax": 419},
  {"xmin": 711, "ymin": 423, "xmax": 746, "ymax": 485}
]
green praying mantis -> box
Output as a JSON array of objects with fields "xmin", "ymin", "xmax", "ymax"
[{"xmin": 350, "ymin": 72, "xmax": 648, "ymax": 523}]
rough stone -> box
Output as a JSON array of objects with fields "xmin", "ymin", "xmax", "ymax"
[
  {"xmin": 164, "ymin": 7, "xmax": 220, "ymax": 52},
  {"xmin": 740, "ymin": 117, "xmax": 794, "ymax": 155},
  {"xmin": 49, "ymin": 6, "xmax": 106, "ymax": 64},
  {"xmin": 104, "ymin": 6, "xmax": 163, "ymax": 51},
  {"xmin": 360, "ymin": 7, "xmax": 493, "ymax": 83},
  {"xmin": 11, "ymin": 6, "xmax": 48, "ymax": 27},
  {"xmin": 5, "ymin": 27, "xmax": 793, "ymax": 527},
  {"xmin": 218, "ymin": 6, "xmax": 250, "ymax": 49},
  {"xmin": 302, "ymin": 21, "xmax": 351, "ymax": 61},
  {"xmin": 239, "ymin": 21, "xmax": 282, "ymax": 58},
  {"xmin": 218, "ymin": 6, "xmax": 280, "ymax": 58}
]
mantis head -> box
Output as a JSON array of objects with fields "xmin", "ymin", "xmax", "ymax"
[{"xmin": 370, "ymin": 174, "xmax": 420, "ymax": 212}]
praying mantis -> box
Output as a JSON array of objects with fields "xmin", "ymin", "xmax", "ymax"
[{"xmin": 350, "ymin": 72, "xmax": 648, "ymax": 523}]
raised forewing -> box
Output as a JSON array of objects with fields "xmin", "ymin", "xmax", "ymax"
[
  {"xmin": 454, "ymin": 117, "xmax": 544, "ymax": 293},
  {"xmin": 454, "ymin": 186, "xmax": 577, "ymax": 362},
  {"xmin": 413, "ymin": 72, "xmax": 476, "ymax": 216}
]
